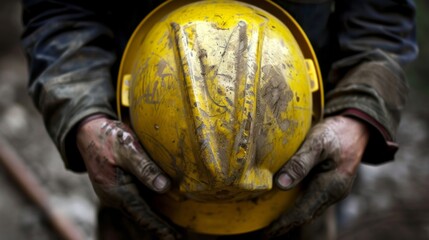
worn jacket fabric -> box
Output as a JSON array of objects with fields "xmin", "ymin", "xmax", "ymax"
[{"xmin": 22, "ymin": 0, "xmax": 418, "ymax": 172}]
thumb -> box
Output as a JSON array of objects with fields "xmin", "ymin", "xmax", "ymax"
[
  {"xmin": 114, "ymin": 128, "xmax": 171, "ymax": 193},
  {"xmin": 127, "ymin": 149, "xmax": 171, "ymax": 193},
  {"xmin": 275, "ymin": 125, "xmax": 335, "ymax": 190}
]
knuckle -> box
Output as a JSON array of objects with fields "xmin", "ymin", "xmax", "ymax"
[
  {"xmin": 137, "ymin": 160, "xmax": 160, "ymax": 182},
  {"xmin": 122, "ymin": 197, "xmax": 152, "ymax": 224},
  {"xmin": 293, "ymin": 213, "xmax": 313, "ymax": 228},
  {"xmin": 129, "ymin": 206, "xmax": 175, "ymax": 238},
  {"xmin": 316, "ymin": 125, "xmax": 335, "ymax": 147},
  {"xmin": 278, "ymin": 210, "xmax": 311, "ymax": 234},
  {"xmin": 287, "ymin": 158, "xmax": 309, "ymax": 180},
  {"xmin": 134, "ymin": 214, "xmax": 151, "ymax": 228}
]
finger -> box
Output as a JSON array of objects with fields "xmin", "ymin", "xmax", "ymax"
[
  {"xmin": 115, "ymin": 129, "xmax": 171, "ymax": 193},
  {"xmin": 128, "ymin": 149, "xmax": 171, "ymax": 193},
  {"xmin": 275, "ymin": 125, "xmax": 338, "ymax": 190},
  {"xmin": 96, "ymin": 176, "xmax": 180, "ymax": 240},
  {"xmin": 120, "ymin": 185, "xmax": 180, "ymax": 240},
  {"xmin": 92, "ymin": 168, "xmax": 180, "ymax": 239},
  {"xmin": 266, "ymin": 171, "xmax": 353, "ymax": 238}
]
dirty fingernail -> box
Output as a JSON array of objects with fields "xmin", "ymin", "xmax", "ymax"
[
  {"xmin": 153, "ymin": 175, "xmax": 169, "ymax": 192},
  {"xmin": 277, "ymin": 173, "xmax": 293, "ymax": 189}
]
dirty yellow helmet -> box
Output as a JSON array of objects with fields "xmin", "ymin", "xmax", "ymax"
[{"xmin": 117, "ymin": 0, "xmax": 323, "ymax": 235}]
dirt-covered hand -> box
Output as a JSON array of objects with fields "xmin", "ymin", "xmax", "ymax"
[
  {"xmin": 76, "ymin": 116, "xmax": 180, "ymax": 240},
  {"xmin": 266, "ymin": 115, "xmax": 369, "ymax": 238}
]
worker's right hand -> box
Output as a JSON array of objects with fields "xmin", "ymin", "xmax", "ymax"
[{"xmin": 76, "ymin": 115, "xmax": 180, "ymax": 240}]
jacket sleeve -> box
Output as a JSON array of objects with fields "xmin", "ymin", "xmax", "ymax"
[
  {"xmin": 22, "ymin": 0, "xmax": 117, "ymax": 172},
  {"xmin": 324, "ymin": 0, "xmax": 418, "ymax": 164}
]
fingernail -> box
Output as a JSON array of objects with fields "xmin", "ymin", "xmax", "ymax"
[
  {"xmin": 277, "ymin": 173, "xmax": 293, "ymax": 189},
  {"xmin": 153, "ymin": 175, "xmax": 169, "ymax": 192}
]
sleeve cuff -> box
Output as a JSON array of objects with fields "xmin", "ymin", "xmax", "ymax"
[{"xmin": 339, "ymin": 108, "xmax": 398, "ymax": 164}]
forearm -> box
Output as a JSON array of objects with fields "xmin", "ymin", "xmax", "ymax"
[
  {"xmin": 325, "ymin": 59, "xmax": 406, "ymax": 164},
  {"xmin": 22, "ymin": 0, "xmax": 117, "ymax": 171},
  {"xmin": 325, "ymin": 0, "xmax": 418, "ymax": 164}
]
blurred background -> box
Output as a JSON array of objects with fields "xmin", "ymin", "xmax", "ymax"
[{"xmin": 0, "ymin": 0, "xmax": 428, "ymax": 239}]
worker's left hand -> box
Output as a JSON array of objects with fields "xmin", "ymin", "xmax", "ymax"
[
  {"xmin": 265, "ymin": 115, "xmax": 369, "ymax": 238},
  {"xmin": 76, "ymin": 116, "xmax": 181, "ymax": 240}
]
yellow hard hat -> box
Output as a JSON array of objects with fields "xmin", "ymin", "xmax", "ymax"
[{"xmin": 117, "ymin": 0, "xmax": 323, "ymax": 235}]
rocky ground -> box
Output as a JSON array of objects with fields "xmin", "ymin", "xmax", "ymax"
[{"xmin": 0, "ymin": 1, "xmax": 428, "ymax": 240}]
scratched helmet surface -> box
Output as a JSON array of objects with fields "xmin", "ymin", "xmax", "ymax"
[{"xmin": 117, "ymin": 0, "xmax": 323, "ymax": 235}]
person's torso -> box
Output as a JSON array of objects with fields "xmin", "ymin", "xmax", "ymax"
[{"xmin": 100, "ymin": 0, "xmax": 339, "ymax": 81}]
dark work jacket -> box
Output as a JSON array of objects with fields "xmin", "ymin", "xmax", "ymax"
[{"xmin": 21, "ymin": 0, "xmax": 418, "ymax": 172}]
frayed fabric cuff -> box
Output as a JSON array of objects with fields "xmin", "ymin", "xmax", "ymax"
[{"xmin": 339, "ymin": 108, "xmax": 398, "ymax": 164}]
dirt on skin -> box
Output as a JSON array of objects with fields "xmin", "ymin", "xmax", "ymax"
[{"xmin": 1, "ymin": 1, "xmax": 429, "ymax": 240}]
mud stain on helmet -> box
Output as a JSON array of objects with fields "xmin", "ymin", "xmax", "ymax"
[{"xmin": 261, "ymin": 65, "xmax": 294, "ymax": 132}]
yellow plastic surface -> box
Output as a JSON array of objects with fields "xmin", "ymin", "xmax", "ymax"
[
  {"xmin": 121, "ymin": 74, "xmax": 131, "ymax": 107},
  {"xmin": 117, "ymin": 0, "xmax": 324, "ymax": 235}
]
